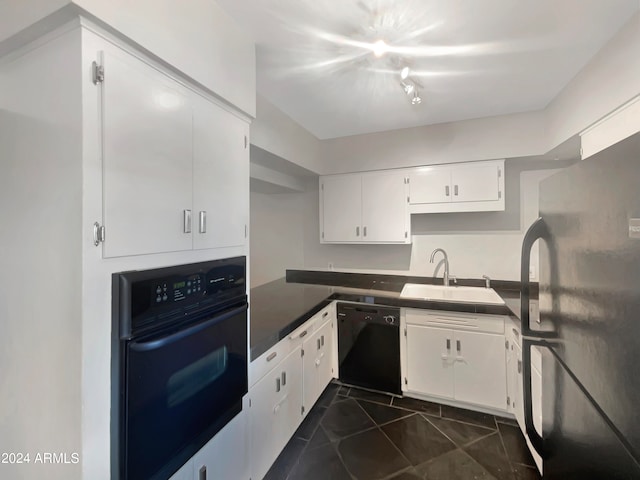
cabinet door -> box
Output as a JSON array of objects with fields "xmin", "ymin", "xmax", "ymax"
[
  {"xmin": 303, "ymin": 327, "xmax": 324, "ymax": 413},
  {"xmin": 102, "ymin": 48, "xmax": 193, "ymax": 257},
  {"xmin": 450, "ymin": 163, "xmax": 500, "ymax": 202},
  {"xmin": 453, "ymin": 330, "xmax": 507, "ymax": 410},
  {"xmin": 192, "ymin": 406, "xmax": 249, "ymax": 480},
  {"xmin": 405, "ymin": 325, "xmax": 454, "ymax": 399},
  {"xmin": 193, "ymin": 96, "xmax": 249, "ymax": 250},
  {"xmin": 316, "ymin": 319, "xmax": 335, "ymax": 394},
  {"xmin": 275, "ymin": 346, "xmax": 304, "ymax": 450},
  {"xmin": 362, "ymin": 173, "xmax": 409, "ymax": 242},
  {"xmin": 303, "ymin": 319, "xmax": 334, "ymax": 413},
  {"xmin": 408, "ymin": 168, "xmax": 451, "ymax": 204},
  {"xmin": 249, "ymin": 363, "xmax": 281, "ymax": 480},
  {"xmin": 513, "ymin": 341, "xmax": 525, "ymax": 432},
  {"xmin": 321, "ymin": 175, "xmax": 362, "ymax": 242}
]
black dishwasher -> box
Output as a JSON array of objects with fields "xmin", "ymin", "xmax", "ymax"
[{"xmin": 337, "ymin": 303, "xmax": 401, "ymax": 395}]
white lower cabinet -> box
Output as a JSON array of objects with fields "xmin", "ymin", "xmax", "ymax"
[
  {"xmin": 249, "ymin": 303, "xmax": 337, "ymax": 480},
  {"xmin": 168, "ymin": 398, "xmax": 250, "ymax": 480},
  {"xmin": 303, "ymin": 318, "xmax": 334, "ymax": 413},
  {"xmin": 250, "ymin": 346, "xmax": 303, "ymax": 480},
  {"xmin": 405, "ymin": 325, "xmax": 454, "ymax": 398},
  {"xmin": 403, "ymin": 309, "xmax": 508, "ymax": 412},
  {"xmin": 507, "ymin": 323, "xmax": 543, "ymax": 474}
]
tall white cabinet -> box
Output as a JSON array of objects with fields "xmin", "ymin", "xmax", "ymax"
[{"xmin": 0, "ymin": 18, "xmax": 252, "ymax": 480}]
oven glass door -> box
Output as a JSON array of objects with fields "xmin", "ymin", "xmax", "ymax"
[{"xmin": 124, "ymin": 303, "xmax": 248, "ymax": 480}]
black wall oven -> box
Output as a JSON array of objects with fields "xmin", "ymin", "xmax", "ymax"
[{"xmin": 111, "ymin": 257, "xmax": 248, "ymax": 480}]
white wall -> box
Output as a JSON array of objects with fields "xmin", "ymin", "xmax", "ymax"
[
  {"xmin": 301, "ymin": 167, "xmax": 558, "ymax": 281},
  {"xmin": 0, "ymin": 28, "xmax": 83, "ymax": 480},
  {"xmin": 320, "ymin": 111, "xmax": 548, "ymax": 174},
  {"xmin": 0, "ymin": 0, "xmax": 256, "ymax": 117},
  {"xmin": 250, "ymin": 192, "xmax": 305, "ymax": 287},
  {"xmin": 251, "ymin": 94, "xmax": 323, "ymax": 174},
  {"xmin": 547, "ymin": 12, "xmax": 640, "ymax": 148}
]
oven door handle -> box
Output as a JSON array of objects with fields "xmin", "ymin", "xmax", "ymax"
[{"xmin": 130, "ymin": 303, "xmax": 248, "ymax": 352}]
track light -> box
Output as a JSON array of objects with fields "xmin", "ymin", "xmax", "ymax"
[
  {"xmin": 399, "ymin": 66, "xmax": 422, "ymax": 106},
  {"xmin": 401, "ymin": 81, "xmax": 415, "ymax": 95}
]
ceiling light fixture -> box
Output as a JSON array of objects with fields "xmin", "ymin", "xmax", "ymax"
[
  {"xmin": 399, "ymin": 66, "xmax": 422, "ymax": 106},
  {"xmin": 372, "ymin": 39, "xmax": 388, "ymax": 57},
  {"xmin": 401, "ymin": 81, "xmax": 415, "ymax": 95}
]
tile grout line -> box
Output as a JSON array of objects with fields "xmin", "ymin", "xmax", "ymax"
[
  {"xmin": 355, "ymin": 400, "xmax": 416, "ymax": 477},
  {"xmin": 494, "ymin": 416, "xmax": 518, "ymax": 480}
]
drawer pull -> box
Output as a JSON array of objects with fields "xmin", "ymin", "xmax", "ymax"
[
  {"xmin": 321, "ymin": 335, "xmax": 325, "ymax": 347},
  {"xmin": 199, "ymin": 465, "xmax": 207, "ymax": 480},
  {"xmin": 281, "ymin": 371, "xmax": 287, "ymax": 386},
  {"xmin": 276, "ymin": 377, "xmax": 281, "ymax": 392},
  {"xmin": 322, "ymin": 311, "xmax": 329, "ymax": 318},
  {"xmin": 266, "ymin": 352, "xmax": 277, "ymax": 362},
  {"xmin": 456, "ymin": 340, "xmax": 461, "ymax": 353},
  {"xmin": 299, "ymin": 330, "xmax": 308, "ymax": 339},
  {"xmin": 446, "ymin": 339, "xmax": 451, "ymax": 350},
  {"xmin": 317, "ymin": 338, "xmax": 321, "ymax": 350}
]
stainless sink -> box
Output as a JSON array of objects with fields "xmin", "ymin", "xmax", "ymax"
[{"xmin": 400, "ymin": 283, "xmax": 505, "ymax": 305}]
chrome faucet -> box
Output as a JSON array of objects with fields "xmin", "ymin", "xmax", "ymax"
[{"xmin": 430, "ymin": 248, "xmax": 450, "ymax": 286}]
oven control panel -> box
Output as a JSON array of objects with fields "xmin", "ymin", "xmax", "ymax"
[{"xmin": 153, "ymin": 274, "xmax": 203, "ymax": 304}]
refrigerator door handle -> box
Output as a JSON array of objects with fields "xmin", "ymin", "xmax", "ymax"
[
  {"xmin": 522, "ymin": 338, "xmax": 547, "ymax": 458},
  {"xmin": 520, "ymin": 217, "xmax": 554, "ymax": 339}
]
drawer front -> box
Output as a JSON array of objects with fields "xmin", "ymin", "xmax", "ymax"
[
  {"xmin": 405, "ymin": 308, "xmax": 505, "ymax": 334},
  {"xmin": 249, "ymin": 339, "xmax": 293, "ymax": 388}
]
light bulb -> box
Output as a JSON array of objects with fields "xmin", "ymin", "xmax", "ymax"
[
  {"xmin": 372, "ymin": 39, "xmax": 388, "ymax": 57},
  {"xmin": 411, "ymin": 92, "xmax": 422, "ymax": 105},
  {"xmin": 400, "ymin": 67, "xmax": 410, "ymax": 80}
]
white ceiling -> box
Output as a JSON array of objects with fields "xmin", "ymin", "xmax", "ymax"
[{"xmin": 216, "ymin": 0, "xmax": 638, "ymax": 139}]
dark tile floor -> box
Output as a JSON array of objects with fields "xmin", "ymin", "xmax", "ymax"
[{"xmin": 263, "ymin": 382, "xmax": 541, "ymax": 480}]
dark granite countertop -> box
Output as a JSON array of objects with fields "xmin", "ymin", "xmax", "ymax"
[{"xmin": 249, "ymin": 271, "xmax": 537, "ymax": 361}]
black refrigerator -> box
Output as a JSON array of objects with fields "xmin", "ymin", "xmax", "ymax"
[{"xmin": 520, "ymin": 132, "xmax": 640, "ymax": 479}]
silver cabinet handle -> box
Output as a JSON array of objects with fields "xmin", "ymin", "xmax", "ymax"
[
  {"xmin": 183, "ymin": 209, "xmax": 192, "ymax": 233},
  {"xmin": 321, "ymin": 335, "xmax": 325, "ymax": 347},
  {"xmin": 446, "ymin": 339, "xmax": 451, "ymax": 350},
  {"xmin": 317, "ymin": 338, "xmax": 321, "ymax": 350},
  {"xmin": 363, "ymin": 226, "xmax": 367, "ymax": 237},
  {"xmin": 266, "ymin": 351, "xmax": 277, "ymax": 362},
  {"xmin": 356, "ymin": 226, "xmax": 360, "ymax": 236},
  {"xmin": 276, "ymin": 377, "xmax": 281, "ymax": 392},
  {"xmin": 517, "ymin": 359, "xmax": 522, "ymax": 374},
  {"xmin": 322, "ymin": 312, "xmax": 328, "ymax": 318},
  {"xmin": 454, "ymin": 185, "xmax": 459, "ymax": 196},
  {"xmin": 281, "ymin": 371, "xmax": 287, "ymax": 386},
  {"xmin": 456, "ymin": 340, "xmax": 461, "ymax": 353},
  {"xmin": 199, "ymin": 211, "xmax": 207, "ymax": 233},
  {"xmin": 445, "ymin": 185, "xmax": 450, "ymax": 196},
  {"xmin": 299, "ymin": 330, "xmax": 308, "ymax": 339},
  {"xmin": 199, "ymin": 466, "xmax": 207, "ymax": 480}
]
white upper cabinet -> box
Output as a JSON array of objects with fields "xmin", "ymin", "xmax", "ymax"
[
  {"xmin": 320, "ymin": 174, "xmax": 362, "ymax": 242},
  {"xmin": 99, "ymin": 43, "xmax": 250, "ymax": 258},
  {"xmin": 320, "ymin": 171, "xmax": 410, "ymax": 244},
  {"xmin": 408, "ymin": 159, "xmax": 505, "ymax": 213},
  {"xmin": 362, "ymin": 172, "xmax": 410, "ymax": 243},
  {"xmin": 407, "ymin": 167, "xmax": 452, "ymax": 205},
  {"xmin": 192, "ymin": 95, "xmax": 249, "ymax": 250},
  {"xmin": 102, "ymin": 47, "xmax": 193, "ymax": 258},
  {"xmin": 451, "ymin": 162, "xmax": 501, "ymax": 203}
]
